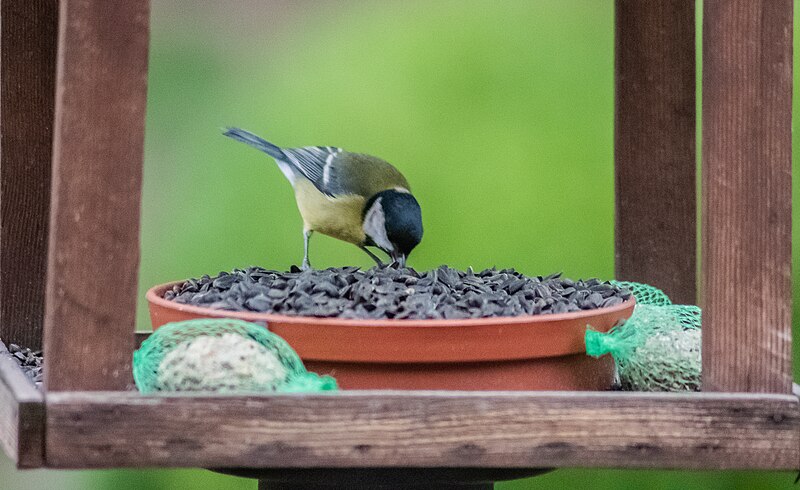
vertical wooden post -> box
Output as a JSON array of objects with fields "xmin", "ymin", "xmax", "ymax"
[
  {"xmin": 43, "ymin": 0, "xmax": 149, "ymax": 391},
  {"xmin": 702, "ymin": 0, "xmax": 792, "ymax": 393},
  {"xmin": 0, "ymin": 0, "xmax": 59, "ymax": 349},
  {"xmin": 614, "ymin": 1, "xmax": 697, "ymax": 305}
]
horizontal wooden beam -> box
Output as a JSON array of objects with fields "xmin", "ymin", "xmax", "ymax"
[
  {"xmin": 45, "ymin": 390, "xmax": 799, "ymax": 470},
  {"xmin": 0, "ymin": 345, "xmax": 44, "ymax": 468}
]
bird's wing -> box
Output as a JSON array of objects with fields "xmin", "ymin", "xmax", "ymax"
[
  {"xmin": 281, "ymin": 146, "xmax": 343, "ymax": 197},
  {"xmin": 284, "ymin": 148, "xmax": 410, "ymax": 199}
]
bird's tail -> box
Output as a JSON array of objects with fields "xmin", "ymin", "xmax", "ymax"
[{"xmin": 223, "ymin": 127, "xmax": 286, "ymax": 160}]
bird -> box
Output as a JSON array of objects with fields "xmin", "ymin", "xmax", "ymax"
[{"xmin": 223, "ymin": 128, "xmax": 423, "ymax": 270}]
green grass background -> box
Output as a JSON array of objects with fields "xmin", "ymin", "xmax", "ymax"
[{"xmin": 2, "ymin": 0, "xmax": 799, "ymax": 488}]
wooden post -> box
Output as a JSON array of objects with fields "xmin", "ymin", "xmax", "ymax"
[
  {"xmin": 43, "ymin": 0, "xmax": 149, "ymax": 391},
  {"xmin": 614, "ymin": 1, "xmax": 697, "ymax": 305},
  {"xmin": 701, "ymin": 1, "xmax": 793, "ymax": 393},
  {"xmin": 0, "ymin": 0, "xmax": 59, "ymax": 349}
]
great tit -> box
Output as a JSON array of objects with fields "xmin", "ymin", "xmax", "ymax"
[{"xmin": 223, "ymin": 128, "xmax": 423, "ymax": 270}]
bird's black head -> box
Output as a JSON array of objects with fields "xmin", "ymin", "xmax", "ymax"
[{"xmin": 362, "ymin": 189, "xmax": 423, "ymax": 266}]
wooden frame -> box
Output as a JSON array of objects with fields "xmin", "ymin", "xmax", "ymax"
[
  {"xmin": 701, "ymin": 0, "xmax": 793, "ymax": 393},
  {"xmin": 44, "ymin": 390, "xmax": 800, "ymax": 470},
  {"xmin": 0, "ymin": 344, "xmax": 44, "ymax": 468},
  {"xmin": 0, "ymin": 0, "xmax": 57, "ymax": 350},
  {"xmin": 0, "ymin": 0, "xmax": 795, "ymax": 479},
  {"xmin": 614, "ymin": 1, "xmax": 696, "ymax": 306}
]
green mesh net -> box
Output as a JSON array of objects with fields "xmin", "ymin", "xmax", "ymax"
[
  {"xmin": 586, "ymin": 283, "xmax": 701, "ymax": 392},
  {"xmin": 133, "ymin": 319, "xmax": 337, "ymax": 394}
]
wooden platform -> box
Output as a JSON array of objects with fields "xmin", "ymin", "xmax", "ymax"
[
  {"xmin": 44, "ymin": 390, "xmax": 799, "ymax": 471},
  {"xmin": 4, "ymin": 347, "xmax": 799, "ymax": 472}
]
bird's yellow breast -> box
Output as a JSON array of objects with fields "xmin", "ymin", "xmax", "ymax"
[{"xmin": 293, "ymin": 179, "xmax": 366, "ymax": 245}]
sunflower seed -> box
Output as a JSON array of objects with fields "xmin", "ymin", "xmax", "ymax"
[{"xmin": 166, "ymin": 266, "xmax": 630, "ymax": 320}]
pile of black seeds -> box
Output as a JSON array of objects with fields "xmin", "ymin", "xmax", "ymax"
[
  {"xmin": 1, "ymin": 340, "xmax": 43, "ymax": 388},
  {"xmin": 164, "ymin": 266, "xmax": 632, "ymax": 320}
]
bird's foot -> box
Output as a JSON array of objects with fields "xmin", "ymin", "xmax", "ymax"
[{"xmin": 359, "ymin": 246, "xmax": 384, "ymax": 267}]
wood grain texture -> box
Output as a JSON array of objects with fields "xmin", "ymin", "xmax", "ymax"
[
  {"xmin": 0, "ymin": 344, "xmax": 44, "ymax": 468},
  {"xmin": 43, "ymin": 0, "xmax": 149, "ymax": 391},
  {"xmin": 701, "ymin": 0, "xmax": 793, "ymax": 392},
  {"xmin": 0, "ymin": 0, "xmax": 59, "ymax": 349},
  {"xmin": 614, "ymin": 1, "xmax": 697, "ymax": 305},
  {"xmin": 45, "ymin": 391, "xmax": 799, "ymax": 470}
]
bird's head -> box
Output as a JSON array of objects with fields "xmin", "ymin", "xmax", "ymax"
[{"xmin": 362, "ymin": 189, "xmax": 423, "ymax": 267}]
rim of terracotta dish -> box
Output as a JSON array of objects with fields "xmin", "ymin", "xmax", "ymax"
[{"xmin": 147, "ymin": 280, "xmax": 636, "ymax": 328}]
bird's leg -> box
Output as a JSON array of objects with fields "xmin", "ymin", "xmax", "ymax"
[
  {"xmin": 359, "ymin": 246, "xmax": 385, "ymax": 266},
  {"xmin": 302, "ymin": 230, "xmax": 313, "ymax": 270}
]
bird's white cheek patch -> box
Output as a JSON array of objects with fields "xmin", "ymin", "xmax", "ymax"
[{"xmin": 363, "ymin": 198, "xmax": 393, "ymax": 252}]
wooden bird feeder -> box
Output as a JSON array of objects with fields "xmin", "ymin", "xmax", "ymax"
[{"xmin": 0, "ymin": 1, "xmax": 796, "ymax": 488}]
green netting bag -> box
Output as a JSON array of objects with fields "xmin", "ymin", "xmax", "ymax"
[
  {"xmin": 133, "ymin": 319, "xmax": 337, "ymax": 394},
  {"xmin": 610, "ymin": 281, "xmax": 672, "ymax": 306},
  {"xmin": 586, "ymin": 303, "xmax": 701, "ymax": 392}
]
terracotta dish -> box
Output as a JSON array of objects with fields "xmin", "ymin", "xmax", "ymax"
[{"xmin": 147, "ymin": 281, "xmax": 635, "ymax": 390}]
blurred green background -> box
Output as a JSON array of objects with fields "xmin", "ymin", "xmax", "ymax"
[{"xmin": 2, "ymin": 0, "xmax": 799, "ymax": 488}]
